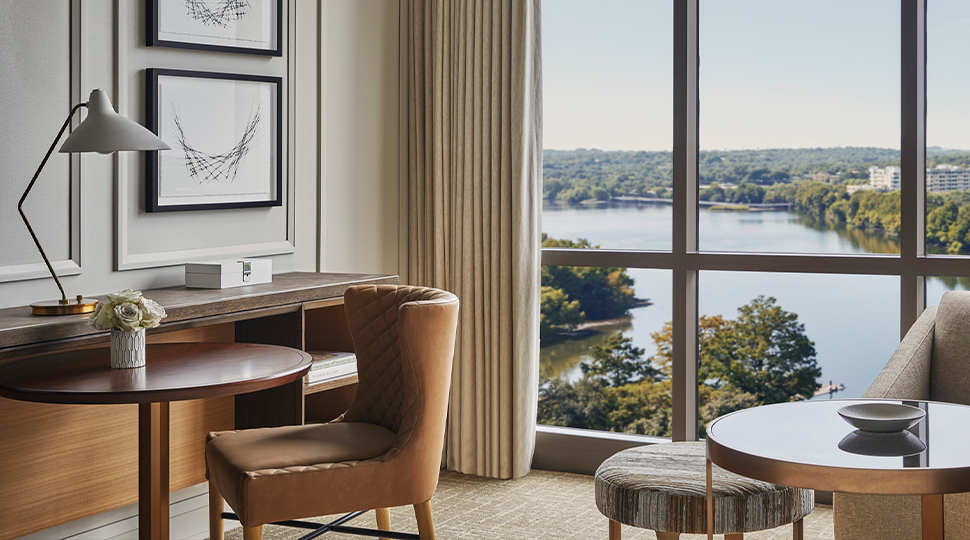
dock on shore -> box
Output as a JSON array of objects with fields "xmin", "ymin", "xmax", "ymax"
[{"xmin": 814, "ymin": 382, "xmax": 845, "ymax": 398}]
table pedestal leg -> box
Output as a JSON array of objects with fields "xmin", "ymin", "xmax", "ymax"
[
  {"xmin": 921, "ymin": 494, "xmax": 943, "ymax": 540},
  {"xmin": 139, "ymin": 402, "xmax": 170, "ymax": 540},
  {"xmin": 706, "ymin": 457, "xmax": 714, "ymax": 540}
]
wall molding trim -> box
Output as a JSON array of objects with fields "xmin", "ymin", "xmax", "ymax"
[
  {"xmin": 113, "ymin": 0, "xmax": 297, "ymax": 271},
  {"xmin": 1, "ymin": 0, "xmax": 84, "ymax": 284}
]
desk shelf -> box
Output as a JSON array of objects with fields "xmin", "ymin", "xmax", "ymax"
[{"xmin": 304, "ymin": 374, "xmax": 358, "ymax": 395}]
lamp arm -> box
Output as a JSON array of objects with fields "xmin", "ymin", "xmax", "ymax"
[{"xmin": 17, "ymin": 102, "xmax": 87, "ymax": 304}]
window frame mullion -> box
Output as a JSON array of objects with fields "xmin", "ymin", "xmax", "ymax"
[
  {"xmin": 900, "ymin": 0, "xmax": 928, "ymax": 336},
  {"xmin": 671, "ymin": 0, "xmax": 700, "ymax": 442}
]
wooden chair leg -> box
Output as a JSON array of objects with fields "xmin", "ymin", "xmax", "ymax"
[
  {"xmin": 376, "ymin": 507, "xmax": 391, "ymax": 540},
  {"xmin": 609, "ymin": 519, "xmax": 621, "ymax": 540},
  {"xmin": 413, "ymin": 500, "xmax": 435, "ymax": 540},
  {"xmin": 242, "ymin": 525, "xmax": 263, "ymax": 540},
  {"xmin": 724, "ymin": 534, "xmax": 743, "ymax": 540},
  {"xmin": 656, "ymin": 532, "xmax": 680, "ymax": 540},
  {"xmin": 793, "ymin": 517, "xmax": 804, "ymax": 540},
  {"xmin": 208, "ymin": 483, "xmax": 224, "ymax": 540}
]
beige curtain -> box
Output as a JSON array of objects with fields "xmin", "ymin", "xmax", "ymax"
[{"xmin": 406, "ymin": 0, "xmax": 542, "ymax": 480}]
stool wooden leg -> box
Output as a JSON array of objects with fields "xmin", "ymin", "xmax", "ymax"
[
  {"xmin": 242, "ymin": 525, "xmax": 263, "ymax": 540},
  {"xmin": 724, "ymin": 534, "xmax": 743, "ymax": 540},
  {"xmin": 655, "ymin": 533, "xmax": 680, "ymax": 540},
  {"xmin": 414, "ymin": 500, "xmax": 435, "ymax": 540},
  {"xmin": 208, "ymin": 483, "xmax": 224, "ymax": 540},
  {"xmin": 793, "ymin": 517, "xmax": 803, "ymax": 540},
  {"xmin": 609, "ymin": 520, "xmax": 621, "ymax": 540},
  {"xmin": 376, "ymin": 507, "xmax": 391, "ymax": 540}
]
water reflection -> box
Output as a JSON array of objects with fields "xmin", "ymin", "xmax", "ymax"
[
  {"xmin": 793, "ymin": 214, "xmax": 900, "ymax": 254},
  {"xmin": 930, "ymin": 276, "xmax": 970, "ymax": 291},
  {"xmin": 540, "ymin": 319, "xmax": 632, "ymax": 380}
]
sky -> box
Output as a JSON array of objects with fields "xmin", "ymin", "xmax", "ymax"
[{"xmin": 543, "ymin": 0, "xmax": 970, "ymax": 152}]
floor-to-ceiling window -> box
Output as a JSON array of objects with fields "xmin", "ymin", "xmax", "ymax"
[{"xmin": 539, "ymin": 0, "xmax": 965, "ymax": 443}]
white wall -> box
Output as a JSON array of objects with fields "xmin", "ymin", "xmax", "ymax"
[
  {"xmin": 0, "ymin": 0, "xmax": 403, "ymax": 310},
  {"xmin": 320, "ymin": 0, "xmax": 404, "ymax": 276}
]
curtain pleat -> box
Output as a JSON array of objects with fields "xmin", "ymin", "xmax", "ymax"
[{"xmin": 407, "ymin": 0, "xmax": 541, "ymax": 480}]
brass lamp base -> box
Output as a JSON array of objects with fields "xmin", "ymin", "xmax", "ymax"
[{"xmin": 31, "ymin": 297, "xmax": 98, "ymax": 316}]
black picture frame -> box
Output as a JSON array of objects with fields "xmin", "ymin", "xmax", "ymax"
[
  {"xmin": 147, "ymin": 0, "xmax": 283, "ymax": 57},
  {"xmin": 146, "ymin": 68, "xmax": 283, "ymax": 213}
]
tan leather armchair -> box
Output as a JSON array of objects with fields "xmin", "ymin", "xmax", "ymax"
[
  {"xmin": 205, "ymin": 285, "xmax": 459, "ymax": 540},
  {"xmin": 834, "ymin": 291, "xmax": 970, "ymax": 540}
]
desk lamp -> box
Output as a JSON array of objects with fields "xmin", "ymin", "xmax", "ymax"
[{"xmin": 18, "ymin": 89, "xmax": 170, "ymax": 315}]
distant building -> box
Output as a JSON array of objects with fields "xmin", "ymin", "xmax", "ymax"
[
  {"xmin": 868, "ymin": 164, "xmax": 970, "ymax": 193},
  {"xmin": 813, "ymin": 172, "xmax": 840, "ymax": 184},
  {"xmin": 927, "ymin": 164, "xmax": 970, "ymax": 192},
  {"xmin": 869, "ymin": 166, "xmax": 901, "ymax": 191},
  {"xmin": 846, "ymin": 184, "xmax": 874, "ymax": 196}
]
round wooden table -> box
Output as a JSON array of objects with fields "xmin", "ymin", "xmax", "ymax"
[
  {"xmin": 705, "ymin": 399, "xmax": 970, "ymax": 540},
  {"xmin": 0, "ymin": 342, "xmax": 312, "ymax": 540}
]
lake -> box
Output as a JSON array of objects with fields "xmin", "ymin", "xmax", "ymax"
[{"xmin": 541, "ymin": 201, "xmax": 964, "ymax": 398}]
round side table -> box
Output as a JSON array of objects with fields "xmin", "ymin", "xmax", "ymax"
[
  {"xmin": 0, "ymin": 342, "xmax": 312, "ymax": 540},
  {"xmin": 705, "ymin": 399, "xmax": 970, "ymax": 540}
]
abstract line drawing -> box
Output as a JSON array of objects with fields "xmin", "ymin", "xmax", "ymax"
[
  {"xmin": 170, "ymin": 102, "xmax": 262, "ymax": 185},
  {"xmin": 184, "ymin": 0, "xmax": 251, "ymax": 28}
]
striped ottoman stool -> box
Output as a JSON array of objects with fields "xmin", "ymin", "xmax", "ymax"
[{"xmin": 595, "ymin": 442, "xmax": 813, "ymax": 540}]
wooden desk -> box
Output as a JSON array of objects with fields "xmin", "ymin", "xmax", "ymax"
[{"xmin": 0, "ymin": 272, "xmax": 396, "ymax": 540}]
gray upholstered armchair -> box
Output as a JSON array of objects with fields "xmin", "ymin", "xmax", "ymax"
[{"xmin": 834, "ymin": 291, "xmax": 970, "ymax": 540}]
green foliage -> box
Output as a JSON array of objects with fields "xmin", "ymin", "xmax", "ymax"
[
  {"xmin": 540, "ymin": 235, "xmax": 635, "ymax": 320},
  {"xmin": 580, "ymin": 334, "xmax": 658, "ymax": 388},
  {"xmin": 538, "ymin": 297, "xmax": 820, "ymax": 437},
  {"xmin": 543, "ymin": 147, "xmax": 904, "ymax": 203},
  {"xmin": 699, "ymin": 296, "xmax": 821, "ymax": 405},
  {"xmin": 539, "ymin": 286, "xmax": 585, "ymax": 341},
  {"xmin": 698, "ymin": 387, "xmax": 759, "ymax": 438},
  {"xmin": 543, "ymin": 149, "xmax": 970, "ymax": 254}
]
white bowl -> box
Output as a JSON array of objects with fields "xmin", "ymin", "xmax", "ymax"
[{"xmin": 838, "ymin": 403, "xmax": 926, "ymax": 433}]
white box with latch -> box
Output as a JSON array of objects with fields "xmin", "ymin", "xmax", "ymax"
[{"xmin": 184, "ymin": 259, "xmax": 273, "ymax": 289}]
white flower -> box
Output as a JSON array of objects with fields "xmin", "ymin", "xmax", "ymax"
[
  {"xmin": 139, "ymin": 298, "xmax": 167, "ymax": 329},
  {"xmin": 88, "ymin": 302, "xmax": 115, "ymax": 330},
  {"xmin": 113, "ymin": 302, "xmax": 143, "ymax": 331},
  {"xmin": 107, "ymin": 288, "xmax": 143, "ymax": 305}
]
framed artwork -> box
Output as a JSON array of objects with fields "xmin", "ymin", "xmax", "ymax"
[
  {"xmin": 146, "ymin": 68, "xmax": 283, "ymax": 213},
  {"xmin": 147, "ymin": 0, "xmax": 282, "ymax": 57}
]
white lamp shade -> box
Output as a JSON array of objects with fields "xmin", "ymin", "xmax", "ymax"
[{"xmin": 59, "ymin": 89, "xmax": 170, "ymax": 154}]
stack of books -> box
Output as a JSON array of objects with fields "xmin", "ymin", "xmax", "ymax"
[{"xmin": 306, "ymin": 351, "xmax": 357, "ymax": 386}]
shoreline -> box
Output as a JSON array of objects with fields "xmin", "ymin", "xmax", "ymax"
[{"xmin": 560, "ymin": 298, "xmax": 651, "ymax": 335}]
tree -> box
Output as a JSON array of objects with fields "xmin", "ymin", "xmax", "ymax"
[
  {"xmin": 581, "ymin": 334, "xmax": 657, "ymax": 387},
  {"xmin": 926, "ymin": 203, "xmax": 953, "ymax": 245},
  {"xmin": 539, "ymin": 286, "xmax": 585, "ymax": 340},
  {"xmin": 537, "ymin": 334, "xmax": 669, "ymax": 435},
  {"xmin": 538, "ymin": 297, "xmax": 821, "ymax": 438},
  {"xmin": 541, "ymin": 236, "xmax": 636, "ymax": 320},
  {"xmin": 948, "ymin": 206, "xmax": 970, "ymax": 246},
  {"xmin": 700, "ymin": 296, "xmax": 820, "ymax": 404},
  {"xmin": 698, "ymin": 386, "xmax": 758, "ymax": 438},
  {"xmin": 700, "ymin": 183, "xmax": 726, "ymax": 202},
  {"xmin": 733, "ymin": 182, "xmax": 766, "ymax": 204}
]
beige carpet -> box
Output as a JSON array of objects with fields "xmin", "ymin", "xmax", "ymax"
[{"xmin": 224, "ymin": 470, "xmax": 834, "ymax": 540}]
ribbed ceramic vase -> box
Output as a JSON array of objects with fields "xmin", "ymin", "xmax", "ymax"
[{"xmin": 110, "ymin": 328, "xmax": 146, "ymax": 369}]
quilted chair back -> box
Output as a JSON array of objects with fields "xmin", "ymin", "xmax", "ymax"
[
  {"xmin": 930, "ymin": 290, "xmax": 970, "ymax": 405},
  {"xmin": 341, "ymin": 285, "xmax": 459, "ymax": 450}
]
